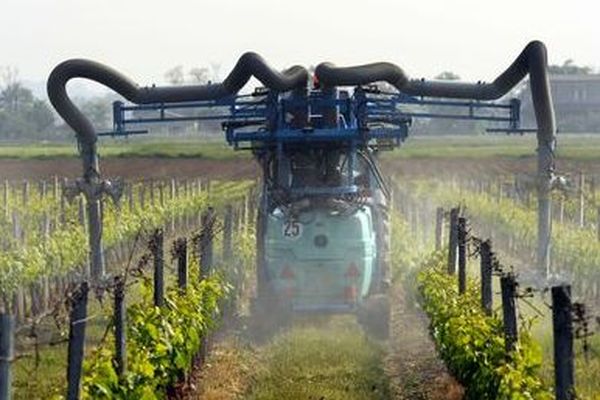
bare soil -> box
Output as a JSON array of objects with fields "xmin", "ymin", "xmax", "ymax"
[
  {"xmin": 1, "ymin": 156, "xmax": 597, "ymax": 182},
  {"xmin": 383, "ymin": 157, "xmax": 600, "ymax": 179},
  {"xmin": 386, "ymin": 284, "xmax": 463, "ymax": 400},
  {"xmin": 0, "ymin": 157, "xmax": 259, "ymax": 181}
]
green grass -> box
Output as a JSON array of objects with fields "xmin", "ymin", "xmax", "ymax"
[
  {"xmin": 0, "ymin": 138, "xmax": 248, "ymax": 160},
  {"xmin": 384, "ymin": 133, "xmax": 600, "ymax": 160},
  {"xmin": 12, "ymin": 298, "xmax": 111, "ymax": 400},
  {"xmin": 2, "ymin": 133, "xmax": 600, "ymax": 161},
  {"xmin": 247, "ymin": 317, "xmax": 390, "ymax": 400},
  {"xmin": 530, "ymin": 309, "xmax": 600, "ymax": 400}
]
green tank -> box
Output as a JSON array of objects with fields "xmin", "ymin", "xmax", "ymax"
[{"xmin": 265, "ymin": 206, "xmax": 377, "ymax": 311}]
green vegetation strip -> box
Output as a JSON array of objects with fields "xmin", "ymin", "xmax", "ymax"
[
  {"xmin": 0, "ymin": 180, "xmax": 252, "ymax": 293},
  {"xmin": 9, "ymin": 181, "xmax": 253, "ymax": 399},
  {"xmin": 83, "ymin": 274, "xmax": 225, "ymax": 399},
  {"xmin": 408, "ymin": 179, "xmax": 600, "ymax": 398},
  {"xmin": 0, "ymin": 140, "xmax": 248, "ymax": 160},
  {"xmin": 247, "ymin": 318, "xmax": 390, "ymax": 400},
  {"xmin": 384, "ymin": 134, "xmax": 600, "ymax": 161},
  {"xmin": 417, "ymin": 250, "xmax": 551, "ymax": 400},
  {"xmin": 408, "ymin": 179, "xmax": 600, "ymax": 298},
  {"xmin": 3, "ymin": 134, "xmax": 600, "ymax": 161}
]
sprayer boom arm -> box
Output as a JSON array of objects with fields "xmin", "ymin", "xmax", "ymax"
[{"xmin": 104, "ymin": 86, "xmax": 525, "ymax": 147}]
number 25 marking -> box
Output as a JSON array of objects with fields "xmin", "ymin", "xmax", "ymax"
[{"xmin": 283, "ymin": 220, "xmax": 302, "ymax": 239}]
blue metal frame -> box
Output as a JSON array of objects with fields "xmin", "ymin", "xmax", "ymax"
[
  {"xmin": 101, "ymin": 86, "xmax": 524, "ymax": 140},
  {"xmin": 98, "ymin": 86, "xmax": 527, "ymax": 197}
]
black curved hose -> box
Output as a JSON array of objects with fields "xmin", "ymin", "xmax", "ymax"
[
  {"xmin": 47, "ymin": 52, "xmax": 309, "ymax": 145},
  {"xmin": 316, "ymin": 40, "xmax": 556, "ymax": 274},
  {"xmin": 316, "ymin": 41, "xmax": 555, "ymax": 140},
  {"xmin": 47, "ymin": 52, "xmax": 308, "ymax": 281}
]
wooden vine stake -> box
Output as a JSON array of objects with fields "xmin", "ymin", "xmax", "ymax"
[
  {"xmin": 175, "ymin": 238, "xmax": 188, "ymax": 292},
  {"xmin": 113, "ymin": 277, "xmax": 126, "ymax": 378},
  {"xmin": 435, "ymin": 207, "xmax": 444, "ymax": 251},
  {"xmin": 457, "ymin": 216, "xmax": 467, "ymax": 294},
  {"xmin": 199, "ymin": 208, "xmax": 215, "ymax": 280},
  {"xmin": 479, "ymin": 240, "xmax": 493, "ymax": 315},
  {"xmin": 0, "ymin": 314, "xmax": 14, "ymax": 400},
  {"xmin": 447, "ymin": 207, "xmax": 459, "ymax": 275},
  {"xmin": 500, "ymin": 273, "xmax": 518, "ymax": 353},
  {"xmin": 223, "ymin": 205, "xmax": 234, "ymax": 260},
  {"xmin": 66, "ymin": 282, "xmax": 89, "ymax": 400},
  {"xmin": 152, "ymin": 229, "xmax": 164, "ymax": 307},
  {"xmin": 552, "ymin": 285, "xmax": 575, "ymax": 400}
]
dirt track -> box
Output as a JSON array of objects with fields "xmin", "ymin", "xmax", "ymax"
[
  {"xmin": 386, "ymin": 285, "xmax": 463, "ymax": 399},
  {"xmin": 184, "ymin": 284, "xmax": 464, "ymax": 400}
]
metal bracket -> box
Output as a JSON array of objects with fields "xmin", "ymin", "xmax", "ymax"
[
  {"xmin": 63, "ymin": 177, "xmax": 125, "ymax": 205},
  {"xmin": 550, "ymin": 174, "xmax": 573, "ymax": 194}
]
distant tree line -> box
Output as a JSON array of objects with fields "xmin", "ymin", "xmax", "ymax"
[
  {"xmin": 0, "ymin": 67, "xmax": 55, "ymax": 140},
  {"xmin": 548, "ymin": 59, "xmax": 594, "ymax": 75}
]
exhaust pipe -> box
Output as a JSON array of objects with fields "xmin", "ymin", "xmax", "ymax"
[
  {"xmin": 47, "ymin": 53, "xmax": 308, "ymax": 281},
  {"xmin": 316, "ymin": 41, "xmax": 555, "ymax": 275}
]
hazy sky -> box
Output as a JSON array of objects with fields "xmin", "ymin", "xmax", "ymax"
[{"xmin": 2, "ymin": 0, "xmax": 598, "ymax": 88}]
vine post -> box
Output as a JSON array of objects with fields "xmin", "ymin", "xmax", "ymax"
[
  {"xmin": 127, "ymin": 184, "xmax": 134, "ymax": 213},
  {"xmin": 152, "ymin": 229, "xmax": 164, "ymax": 307},
  {"xmin": 500, "ymin": 273, "xmax": 518, "ymax": 352},
  {"xmin": 159, "ymin": 182, "xmax": 165, "ymax": 207},
  {"xmin": 53, "ymin": 175, "xmax": 59, "ymax": 201},
  {"xmin": 77, "ymin": 197, "xmax": 86, "ymax": 228},
  {"xmin": 11, "ymin": 290, "xmax": 23, "ymax": 325},
  {"xmin": 139, "ymin": 184, "xmax": 146, "ymax": 211},
  {"xmin": 198, "ymin": 208, "xmax": 215, "ymax": 365},
  {"xmin": 435, "ymin": 207, "xmax": 444, "ymax": 250},
  {"xmin": 457, "ymin": 216, "xmax": 467, "ymax": 294},
  {"xmin": 170, "ymin": 179, "xmax": 176, "ymax": 232},
  {"xmin": 0, "ymin": 313, "xmax": 14, "ymax": 400},
  {"xmin": 21, "ymin": 180, "xmax": 28, "ymax": 207},
  {"xmin": 479, "ymin": 240, "xmax": 493, "ymax": 315},
  {"xmin": 149, "ymin": 180, "xmax": 155, "ymax": 206},
  {"xmin": 578, "ymin": 172, "xmax": 585, "ymax": 228},
  {"xmin": 223, "ymin": 205, "xmax": 234, "ymax": 260},
  {"xmin": 66, "ymin": 281, "xmax": 89, "ymax": 400},
  {"xmin": 113, "ymin": 277, "xmax": 126, "ymax": 378},
  {"xmin": 447, "ymin": 207, "xmax": 459, "ymax": 275},
  {"xmin": 2, "ymin": 180, "xmax": 8, "ymax": 220},
  {"xmin": 11, "ymin": 211, "xmax": 20, "ymax": 245},
  {"xmin": 199, "ymin": 208, "xmax": 215, "ymax": 280},
  {"xmin": 175, "ymin": 238, "xmax": 188, "ymax": 292},
  {"xmin": 552, "ymin": 285, "xmax": 575, "ymax": 400}
]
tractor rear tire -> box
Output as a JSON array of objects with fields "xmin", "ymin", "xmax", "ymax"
[
  {"xmin": 372, "ymin": 203, "xmax": 392, "ymax": 294},
  {"xmin": 255, "ymin": 200, "xmax": 269, "ymax": 302}
]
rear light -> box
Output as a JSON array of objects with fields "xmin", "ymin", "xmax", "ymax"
[
  {"xmin": 283, "ymin": 287, "xmax": 295, "ymax": 298},
  {"xmin": 280, "ymin": 265, "xmax": 295, "ymax": 280},
  {"xmin": 344, "ymin": 285, "xmax": 358, "ymax": 302},
  {"xmin": 345, "ymin": 262, "xmax": 361, "ymax": 279},
  {"xmin": 344, "ymin": 262, "xmax": 360, "ymax": 303}
]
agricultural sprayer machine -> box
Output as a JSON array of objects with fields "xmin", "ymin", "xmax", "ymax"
[{"xmin": 47, "ymin": 41, "xmax": 556, "ymax": 336}]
